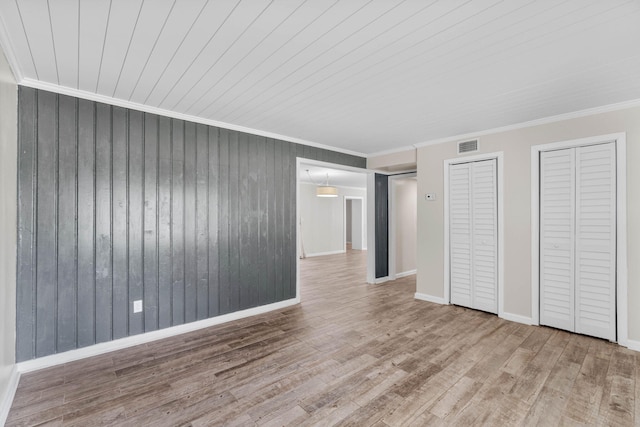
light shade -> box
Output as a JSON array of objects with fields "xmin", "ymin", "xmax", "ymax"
[{"xmin": 316, "ymin": 186, "xmax": 338, "ymax": 197}]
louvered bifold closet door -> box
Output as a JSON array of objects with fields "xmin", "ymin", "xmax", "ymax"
[
  {"xmin": 449, "ymin": 163, "xmax": 473, "ymax": 308},
  {"xmin": 575, "ymin": 143, "xmax": 616, "ymax": 341},
  {"xmin": 449, "ymin": 159, "xmax": 497, "ymax": 313},
  {"xmin": 471, "ymin": 159, "xmax": 498, "ymax": 313},
  {"xmin": 540, "ymin": 149, "xmax": 576, "ymax": 332}
]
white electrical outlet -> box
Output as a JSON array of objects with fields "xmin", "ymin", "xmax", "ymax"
[{"xmin": 133, "ymin": 300, "xmax": 143, "ymax": 313}]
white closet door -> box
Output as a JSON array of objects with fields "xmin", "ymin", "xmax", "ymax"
[
  {"xmin": 540, "ymin": 143, "xmax": 616, "ymax": 341},
  {"xmin": 575, "ymin": 143, "xmax": 616, "ymax": 341},
  {"xmin": 472, "ymin": 160, "xmax": 498, "ymax": 313},
  {"xmin": 540, "ymin": 149, "xmax": 576, "ymax": 332},
  {"xmin": 449, "ymin": 159, "xmax": 497, "ymax": 313},
  {"xmin": 449, "ymin": 163, "xmax": 473, "ymax": 308}
]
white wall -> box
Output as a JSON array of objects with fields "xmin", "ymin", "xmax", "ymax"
[
  {"xmin": 345, "ymin": 200, "xmax": 352, "ymax": 243},
  {"xmin": 350, "ymin": 199, "xmax": 363, "ymax": 250},
  {"xmin": 0, "ymin": 46, "xmax": 18, "ymax": 421},
  {"xmin": 416, "ymin": 105, "xmax": 640, "ymax": 344},
  {"xmin": 393, "ymin": 178, "xmax": 417, "ymax": 275},
  {"xmin": 299, "ymin": 183, "xmax": 366, "ymax": 256}
]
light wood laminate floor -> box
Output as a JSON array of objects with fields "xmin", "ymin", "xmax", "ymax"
[{"xmin": 7, "ymin": 250, "xmax": 640, "ymax": 426}]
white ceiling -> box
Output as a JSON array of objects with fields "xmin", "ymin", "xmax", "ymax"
[
  {"xmin": 1, "ymin": 0, "xmax": 639, "ymax": 155},
  {"xmin": 300, "ymin": 164, "xmax": 367, "ymax": 189}
]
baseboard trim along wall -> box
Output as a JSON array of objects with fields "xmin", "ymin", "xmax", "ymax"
[
  {"xmin": 414, "ymin": 292, "xmax": 447, "ymax": 305},
  {"xmin": 626, "ymin": 339, "xmax": 640, "ymax": 352},
  {"xmin": 395, "ymin": 269, "xmax": 417, "ymax": 279},
  {"xmin": 304, "ymin": 250, "xmax": 346, "ymax": 258},
  {"xmin": 0, "ymin": 366, "xmax": 20, "ymax": 426},
  {"xmin": 500, "ymin": 312, "xmax": 533, "ymax": 326},
  {"xmin": 16, "ymin": 297, "xmax": 299, "ymax": 374}
]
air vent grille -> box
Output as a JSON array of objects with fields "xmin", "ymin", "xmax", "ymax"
[{"xmin": 458, "ymin": 139, "xmax": 479, "ymax": 154}]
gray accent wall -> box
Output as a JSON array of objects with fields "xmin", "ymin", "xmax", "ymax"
[
  {"xmin": 375, "ymin": 174, "xmax": 389, "ymax": 278},
  {"xmin": 16, "ymin": 87, "xmax": 365, "ymax": 362}
]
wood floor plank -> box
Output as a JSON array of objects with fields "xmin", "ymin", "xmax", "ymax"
[{"xmin": 6, "ymin": 249, "xmax": 639, "ymax": 426}]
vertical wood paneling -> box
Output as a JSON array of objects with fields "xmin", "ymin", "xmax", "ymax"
[
  {"xmin": 112, "ymin": 106, "xmax": 129, "ymax": 340},
  {"xmin": 143, "ymin": 114, "xmax": 159, "ymax": 332},
  {"xmin": 35, "ymin": 90, "xmax": 57, "ymax": 358},
  {"xmin": 195, "ymin": 124, "xmax": 209, "ymax": 320},
  {"xmin": 281, "ymin": 140, "xmax": 291, "ymax": 300},
  {"xmin": 183, "ymin": 122, "xmax": 197, "ymax": 323},
  {"xmin": 238, "ymin": 133, "xmax": 250, "ymax": 310},
  {"xmin": 248, "ymin": 135, "xmax": 260, "ymax": 308},
  {"xmin": 288, "ymin": 143, "xmax": 299, "ymax": 298},
  {"xmin": 274, "ymin": 140, "xmax": 284, "ymax": 302},
  {"xmin": 128, "ymin": 110, "xmax": 144, "ymax": 336},
  {"xmin": 16, "ymin": 87, "xmax": 37, "ymax": 362},
  {"xmin": 228, "ymin": 131, "xmax": 240, "ymax": 313},
  {"xmin": 266, "ymin": 138, "xmax": 276, "ymax": 304},
  {"xmin": 207, "ymin": 128, "xmax": 219, "ymax": 317},
  {"xmin": 77, "ymin": 99, "xmax": 96, "ymax": 347},
  {"xmin": 56, "ymin": 94, "xmax": 77, "ymax": 352},
  {"xmin": 171, "ymin": 119, "xmax": 185, "ymax": 325},
  {"xmin": 257, "ymin": 136, "xmax": 268, "ymax": 306},
  {"xmin": 95, "ymin": 103, "xmax": 113, "ymax": 343},
  {"xmin": 16, "ymin": 88, "xmax": 366, "ymax": 361},
  {"xmin": 218, "ymin": 129, "xmax": 230, "ymax": 315},
  {"xmin": 375, "ymin": 173, "xmax": 389, "ymax": 279},
  {"xmin": 157, "ymin": 116, "xmax": 172, "ymax": 329}
]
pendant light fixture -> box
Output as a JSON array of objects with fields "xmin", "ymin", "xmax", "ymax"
[{"xmin": 306, "ymin": 170, "xmax": 338, "ymax": 198}]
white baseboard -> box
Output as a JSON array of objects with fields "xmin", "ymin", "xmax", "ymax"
[
  {"xmin": 414, "ymin": 292, "xmax": 447, "ymax": 305},
  {"xmin": 500, "ymin": 312, "xmax": 533, "ymax": 326},
  {"xmin": 0, "ymin": 366, "xmax": 20, "ymax": 426},
  {"xmin": 17, "ymin": 297, "xmax": 300, "ymax": 374},
  {"xmin": 374, "ymin": 276, "xmax": 391, "ymax": 284},
  {"xmin": 626, "ymin": 339, "xmax": 640, "ymax": 352},
  {"xmin": 304, "ymin": 250, "xmax": 346, "ymax": 258},
  {"xmin": 395, "ymin": 269, "xmax": 416, "ymax": 278}
]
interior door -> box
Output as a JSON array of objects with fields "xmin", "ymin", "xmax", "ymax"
[
  {"xmin": 539, "ymin": 143, "xmax": 616, "ymax": 341},
  {"xmin": 449, "ymin": 159, "xmax": 498, "ymax": 314},
  {"xmin": 574, "ymin": 143, "xmax": 616, "ymax": 340}
]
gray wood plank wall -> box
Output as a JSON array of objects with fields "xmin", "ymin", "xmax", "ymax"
[{"xmin": 16, "ymin": 87, "xmax": 366, "ymax": 362}]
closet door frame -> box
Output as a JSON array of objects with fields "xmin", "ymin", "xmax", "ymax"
[
  {"xmin": 443, "ymin": 151, "xmax": 504, "ymax": 317},
  {"xmin": 531, "ymin": 133, "xmax": 627, "ymax": 346}
]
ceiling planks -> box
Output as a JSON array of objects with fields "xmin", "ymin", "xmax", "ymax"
[{"xmin": 1, "ymin": 0, "xmax": 639, "ymax": 154}]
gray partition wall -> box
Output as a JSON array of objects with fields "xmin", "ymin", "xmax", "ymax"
[
  {"xmin": 16, "ymin": 87, "xmax": 366, "ymax": 361},
  {"xmin": 374, "ymin": 174, "xmax": 389, "ymax": 278}
]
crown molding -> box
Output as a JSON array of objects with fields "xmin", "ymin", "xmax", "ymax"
[
  {"xmin": 19, "ymin": 78, "xmax": 368, "ymax": 159},
  {"xmin": 413, "ymin": 98, "xmax": 640, "ymax": 149},
  {"xmin": 366, "ymin": 145, "xmax": 416, "ymax": 158}
]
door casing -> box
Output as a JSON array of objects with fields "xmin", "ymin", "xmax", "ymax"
[
  {"xmin": 443, "ymin": 151, "xmax": 504, "ymax": 317},
  {"xmin": 531, "ymin": 133, "xmax": 628, "ymax": 346}
]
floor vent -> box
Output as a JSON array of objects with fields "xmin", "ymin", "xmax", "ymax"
[{"xmin": 458, "ymin": 139, "xmax": 479, "ymax": 154}]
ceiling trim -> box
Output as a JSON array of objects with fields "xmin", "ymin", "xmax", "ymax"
[
  {"xmin": 18, "ymin": 77, "xmax": 368, "ymax": 159},
  {"xmin": 0, "ymin": 11, "xmax": 24, "ymax": 82},
  {"xmin": 366, "ymin": 145, "xmax": 416, "ymax": 158},
  {"xmin": 413, "ymin": 98, "xmax": 640, "ymax": 149}
]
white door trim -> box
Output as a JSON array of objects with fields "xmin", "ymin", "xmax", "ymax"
[
  {"xmin": 443, "ymin": 152, "xmax": 504, "ymax": 318},
  {"xmin": 530, "ymin": 133, "xmax": 627, "ymax": 346},
  {"xmin": 388, "ymin": 172, "xmax": 417, "ymax": 280},
  {"xmin": 343, "ymin": 196, "xmax": 365, "ymax": 251}
]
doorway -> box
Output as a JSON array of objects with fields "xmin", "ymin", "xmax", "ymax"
[
  {"xmin": 296, "ymin": 158, "xmax": 373, "ymax": 300},
  {"xmin": 532, "ymin": 134, "xmax": 627, "ymax": 343},
  {"xmin": 388, "ymin": 174, "xmax": 417, "ymax": 279},
  {"xmin": 443, "ymin": 152, "xmax": 504, "ymax": 316},
  {"xmin": 344, "ymin": 197, "xmax": 364, "ymax": 251}
]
